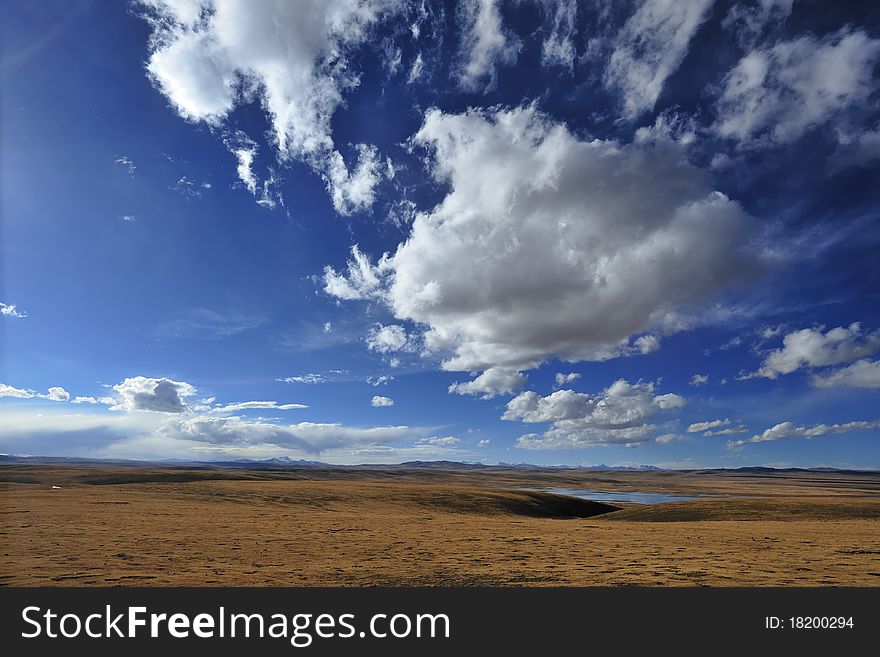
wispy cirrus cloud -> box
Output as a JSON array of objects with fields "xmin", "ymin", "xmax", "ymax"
[{"xmin": 154, "ymin": 308, "xmax": 264, "ymax": 339}]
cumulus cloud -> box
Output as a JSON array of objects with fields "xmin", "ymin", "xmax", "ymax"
[
  {"xmin": 704, "ymin": 426, "xmax": 748, "ymax": 437},
  {"xmin": 811, "ymin": 359, "xmax": 880, "ymax": 389},
  {"xmin": 690, "ymin": 373, "xmax": 709, "ymax": 386},
  {"xmin": 0, "ymin": 383, "xmax": 34, "ymax": 398},
  {"xmin": 366, "ymin": 323, "xmax": 409, "ymax": 353},
  {"xmin": 111, "ymin": 376, "xmax": 197, "ymax": 413},
  {"xmin": 687, "ymin": 418, "xmax": 731, "ymax": 433},
  {"xmin": 747, "ymin": 323, "xmax": 880, "ymax": 379},
  {"xmin": 456, "ymin": 0, "xmax": 520, "ymax": 91},
  {"xmin": 325, "ymin": 106, "xmax": 763, "ymax": 379},
  {"xmin": 416, "ymin": 435, "xmax": 460, "ymax": 446},
  {"xmin": 368, "ymin": 375, "xmax": 394, "ymax": 387},
  {"xmin": 686, "ymin": 418, "xmax": 749, "ymax": 437},
  {"xmin": 604, "ymin": 0, "xmax": 712, "ymax": 119},
  {"xmin": 478, "ymin": 438, "xmax": 490, "ymax": 447},
  {"xmin": 140, "ymin": 0, "xmax": 402, "ymax": 214},
  {"xmin": 449, "ymin": 367, "xmax": 526, "ymax": 399},
  {"xmin": 371, "ymin": 395, "xmax": 394, "ymax": 407},
  {"xmin": 46, "ymin": 387, "xmax": 71, "ymax": 402},
  {"xmin": 1, "ymin": 302, "xmax": 27, "ymax": 318},
  {"xmin": 505, "ymin": 379, "xmax": 685, "ymax": 448},
  {"xmin": 728, "ymin": 419, "xmax": 880, "ymax": 449},
  {"xmin": 715, "ymin": 27, "xmax": 880, "ymax": 148}
]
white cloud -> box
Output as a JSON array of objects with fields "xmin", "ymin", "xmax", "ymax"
[
  {"xmin": 325, "ymin": 144, "xmax": 381, "ymax": 215},
  {"xmin": 655, "ymin": 433, "xmax": 685, "ymax": 444},
  {"xmin": 633, "ymin": 334, "xmax": 660, "ymax": 354},
  {"xmin": 703, "ymin": 426, "xmax": 748, "ymax": 437},
  {"xmin": 690, "ymin": 373, "xmax": 709, "ymax": 386},
  {"xmin": 0, "ymin": 405, "xmax": 441, "ymax": 462},
  {"xmin": 278, "ymin": 374, "xmax": 327, "ymax": 385},
  {"xmin": 225, "ymin": 132, "xmax": 258, "ymax": 194},
  {"xmin": 121, "ymin": 215, "xmax": 136, "ymax": 223},
  {"xmin": 71, "ymin": 396, "xmax": 100, "ymax": 404},
  {"xmin": 811, "ymin": 359, "xmax": 880, "ymax": 389},
  {"xmin": 1, "ymin": 303, "xmax": 27, "ymax": 318},
  {"xmin": 46, "ymin": 387, "xmax": 71, "ymax": 402},
  {"xmin": 168, "ymin": 416, "xmax": 415, "ymax": 453},
  {"xmin": 325, "ymin": 106, "xmax": 762, "ymax": 378},
  {"xmin": 371, "ymin": 395, "xmax": 394, "ymax": 407},
  {"xmin": 389, "ymin": 357, "xmax": 400, "ymax": 368},
  {"xmin": 210, "ymin": 401, "xmax": 308, "ymax": 413},
  {"xmin": 687, "ymin": 418, "xmax": 730, "ymax": 433},
  {"xmin": 323, "ymin": 244, "xmax": 390, "ymax": 301},
  {"xmin": 728, "ymin": 419, "xmax": 880, "ymax": 449},
  {"xmin": 506, "ymin": 379, "xmax": 685, "ymax": 448},
  {"xmin": 478, "ymin": 438, "xmax": 490, "ymax": 447},
  {"xmin": 722, "ymin": 0, "xmax": 794, "ymax": 48},
  {"xmin": 0, "ymin": 383, "xmax": 34, "ymax": 399},
  {"xmin": 156, "ymin": 308, "xmax": 263, "ymax": 339},
  {"xmin": 323, "ymin": 322, "xmax": 333, "ymax": 334},
  {"xmin": 457, "ymin": 0, "xmax": 520, "ymax": 91},
  {"xmin": 114, "ymin": 155, "xmax": 136, "ymax": 175},
  {"xmin": 748, "ymin": 323, "xmax": 880, "ymax": 379},
  {"xmin": 367, "ymin": 375, "xmax": 394, "ymax": 387},
  {"xmin": 655, "ymin": 393, "xmax": 686, "ymax": 409},
  {"xmin": 832, "ymin": 127, "xmax": 880, "ymax": 171},
  {"xmin": 407, "ymin": 52, "xmax": 424, "ymax": 83},
  {"xmin": 541, "ymin": 0, "xmax": 577, "ymax": 69},
  {"xmin": 715, "ymin": 27, "xmax": 880, "ymax": 147},
  {"xmin": 222, "ymin": 130, "xmax": 283, "ymax": 209},
  {"xmin": 140, "ymin": 0, "xmax": 401, "ymax": 214},
  {"xmin": 111, "ymin": 376, "xmax": 197, "ymax": 413},
  {"xmin": 172, "ymin": 175, "xmax": 210, "ymax": 199},
  {"xmin": 604, "ymin": 0, "xmax": 713, "ymax": 119},
  {"xmin": 555, "ymin": 372, "xmax": 581, "ymax": 387},
  {"xmin": 366, "ymin": 323, "xmax": 409, "ymax": 353},
  {"xmin": 449, "ymin": 367, "xmax": 526, "ymax": 399},
  {"xmin": 416, "ymin": 435, "xmax": 460, "ymax": 446}
]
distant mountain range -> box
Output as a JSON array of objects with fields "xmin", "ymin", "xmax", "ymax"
[{"xmin": 0, "ymin": 454, "xmax": 876, "ymax": 475}]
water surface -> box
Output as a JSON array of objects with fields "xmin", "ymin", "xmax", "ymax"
[{"xmin": 524, "ymin": 487, "xmax": 709, "ymax": 505}]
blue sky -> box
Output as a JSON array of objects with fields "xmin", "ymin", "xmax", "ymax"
[{"xmin": 1, "ymin": 0, "xmax": 879, "ymax": 468}]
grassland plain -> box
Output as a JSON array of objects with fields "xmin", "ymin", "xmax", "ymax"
[{"xmin": 2, "ymin": 463, "xmax": 879, "ymax": 586}]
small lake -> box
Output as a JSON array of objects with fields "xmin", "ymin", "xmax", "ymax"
[{"xmin": 523, "ymin": 487, "xmax": 708, "ymax": 505}]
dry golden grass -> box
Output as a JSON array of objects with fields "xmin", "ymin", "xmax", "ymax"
[{"xmin": 2, "ymin": 464, "xmax": 879, "ymax": 586}]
